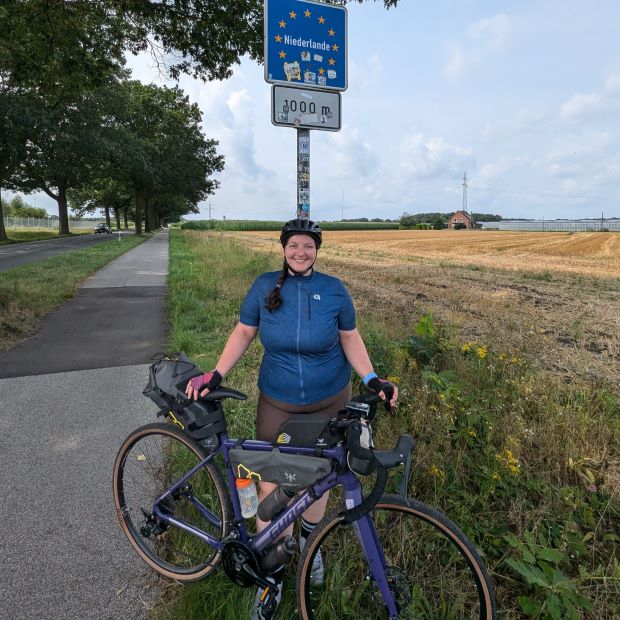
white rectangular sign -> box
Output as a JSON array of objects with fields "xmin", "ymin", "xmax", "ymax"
[{"xmin": 272, "ymin": 85, "xmax": 341, "ymax": 131}]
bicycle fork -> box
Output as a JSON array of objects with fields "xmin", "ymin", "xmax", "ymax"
[{"xmin": 342, "ymin": 475, "xmax": 399, "ymax": 619}]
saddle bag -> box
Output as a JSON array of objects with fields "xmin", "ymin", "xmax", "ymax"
[
  {"xmin": 229, "ymin": 448, "xmax": 330, "ymax": 491},
  {"xmin": 143, "ymin": 353, "xmax": 226, "ymax": 447}
]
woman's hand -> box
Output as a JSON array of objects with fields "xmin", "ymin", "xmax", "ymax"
[
  {"xmin": 367, "ymin": 377, "xmax": 399, "ymax": 410},
  {"xmin": 185, "ymin": 370, "xmax": 222, "ymax": 400}
]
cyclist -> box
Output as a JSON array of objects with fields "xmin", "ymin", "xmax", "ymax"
[{"xmin": 186, "ymin": 218, "xmax": 398, "ymax": 619}]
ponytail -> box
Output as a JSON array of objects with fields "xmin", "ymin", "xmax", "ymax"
[{"xmin": 265, "ymin": 261, "xmax": 289, "ymax": 312}]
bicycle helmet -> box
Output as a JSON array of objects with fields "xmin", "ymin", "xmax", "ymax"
[{"xmin": 280, "ymin": 218, "xmax": 323, "ymax": 249}]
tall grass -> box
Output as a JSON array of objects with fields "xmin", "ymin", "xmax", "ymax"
[{"xmin": 161, "ymin": 229, "xmax": 619, "ymax": 619}]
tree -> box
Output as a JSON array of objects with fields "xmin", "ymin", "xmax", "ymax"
[
  {"xmin": 8, "ymin": 81, "xmax": 121, "ymax": 234},
  {"xmin": 0, "ymin": 91, "xmax": 33, "ymax": 240},
  {"xmin": 1, "ymin": 1, "xmax": 401, "ymax": 95},
  {"xmin": 112, "ymin": 81, "xmax": 224, "ymax": 234}
]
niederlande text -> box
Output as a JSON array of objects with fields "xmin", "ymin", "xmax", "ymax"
[{"xmin": 284, "ymin": 35, "xmax": 331, "ymax": 51}]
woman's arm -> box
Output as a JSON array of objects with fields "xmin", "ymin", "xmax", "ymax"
[
  {"xmin": 339, "ymin": 328, "xmax": 399, "ymax": 408},
  {"xmin": 186, "ymin": 322, "xmax": 258, "ymax": 399},
  {"xmin": 214, "ymin": 322, "xmax": 258, "ymax": 377},
  {"xmin": 339, "ymin": 328, "xmax": 374, "ymax": 378}
]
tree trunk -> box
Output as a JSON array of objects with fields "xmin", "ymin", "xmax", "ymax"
[
  {"xmin": 144, "ymin": 196, "xmax": 151, "ymax": 233},
  {"xmin": 123, "ymin": 207, "xmax": 128, "ymax": 229},
  {"xmin": 0, "ymin": 187, "xmax": 8, "ymax": 241},
  {"xmin": 135, "ymin": 190, "xmax": 146, "ymax": 235},
  {"xmin": 114, "ymin": 207, "xmax": 121, "ymax": 230},
  {"xmin": 104, "ymin": 206, "xmax": 111, "ymax": 227},
  {"xmin": 57, "ymin": 185, "xmax": 70, "ymax": 235},
  {"xmin": 154, "ymin": 210, "xmax": 160, "ymax": 229}
]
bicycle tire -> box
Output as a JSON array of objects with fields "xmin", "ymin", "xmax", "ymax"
[
  {"xmin": 297, "ymin": 494, "xmax": 496, "ymax": 619},
  {"xmin": 113, "ymin": 422, "xmax": 232, "ymax": 582}
]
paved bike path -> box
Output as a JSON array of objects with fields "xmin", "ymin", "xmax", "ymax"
[
  {"xmin": 0, "ymin": 231, "xmax": 169, "ymax": 378},
  {"xmin": 0, "ymin": 231, "xmax": 170, "ymax": 619}
]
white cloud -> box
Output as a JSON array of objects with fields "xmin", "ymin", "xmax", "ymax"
[
  {"xmin": 326, "ymin": 126, "xmax": 379, "ymax": 179},
  {"xmin": 399, "ymin": 133, "xmax": 474, "ymax": 179},
  {"xmin": 443, "ymin": 14, "xmax": 511, "ymax": 78}
]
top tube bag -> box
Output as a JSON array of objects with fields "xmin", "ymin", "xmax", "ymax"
[{"xmin": 143, "ymin": 352, "xmax": 227, "ymax": 447}]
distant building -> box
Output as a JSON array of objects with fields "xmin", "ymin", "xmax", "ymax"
[{"xmin": 447, "ymin": 210, "xmax": 473, "ymax": 229}]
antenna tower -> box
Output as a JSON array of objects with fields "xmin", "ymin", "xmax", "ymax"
[{"xmin": 462, "ymin": 172, "xmax": 468, "ymax": 214}]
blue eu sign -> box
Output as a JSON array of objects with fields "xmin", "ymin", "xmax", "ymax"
[{"xmin": 265, "ymin": 0, "xmax": 347, "ymax": 91}]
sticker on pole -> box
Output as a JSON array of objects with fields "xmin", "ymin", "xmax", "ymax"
[
  {"xmin": 265, "ymin": 0, "xmax": 347, "ymax": 91},
  {"xmin": 272, "ymin": 85, "xmax": 341, "ymax": 131}
]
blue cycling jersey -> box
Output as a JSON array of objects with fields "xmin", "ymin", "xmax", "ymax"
[{"xmin": 239, "ymin": 270, "xmax": 356, "ymax": 405}]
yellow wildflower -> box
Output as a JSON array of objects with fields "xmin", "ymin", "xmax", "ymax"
[
  {"xmin": 476, "ymin": 346, "xmax": 487, "ymax": 359},
  {"xmin": 429, "ymin": 465, "xmax": 446, "ymax": 481},
  {"xmin": 461, "ymin": 342, "xmax": 474, "ymax": 353},
  {"xmin": 492, "ymin": 472, "xmax": 501, "ymax": 481}
]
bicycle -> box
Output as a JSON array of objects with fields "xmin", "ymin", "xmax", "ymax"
[{"xmin": 113, "ymin": 385, "xmax": 497, "ymax": 619}]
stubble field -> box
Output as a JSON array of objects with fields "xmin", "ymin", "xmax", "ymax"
[{"xmin": 225, "ymin": 230, "xmax": 620, "ymax": 383}]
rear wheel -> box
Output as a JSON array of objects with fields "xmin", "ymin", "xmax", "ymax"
[
  {"xmin": 297, "ymin": 494, "xmax": 496, "ymax": 619},
  {"xmin": 113, "ymin": 422, "xmax": 232, "ymax": 581}
]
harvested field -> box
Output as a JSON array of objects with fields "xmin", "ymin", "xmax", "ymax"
[
  {"xmin": 237, "ymin": 230, "xmax": 620, "ymax": 278},
  {"xmin": 219, "ymin": 230, "xmax": 620, "ymax": 384}
]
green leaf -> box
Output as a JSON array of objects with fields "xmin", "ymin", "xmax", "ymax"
[
  {"xmin": 506, "ymin": 558, "xmax": 549, "ymax": 587},
  {"xmin": 537, "ymin": 547, "xmax": 564, "ymax": 564},
  {"xmin": 518, "ymin": 595, "xmax": 542, "ymax": 617},
  {"xmin": 546, "ymin": 593, "xmax": 562, "ymax": 620}
]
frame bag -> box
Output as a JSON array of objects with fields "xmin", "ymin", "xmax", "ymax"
[{"xmin": 229, "ymin": 448, "xmax": 330, "ymax": 491}]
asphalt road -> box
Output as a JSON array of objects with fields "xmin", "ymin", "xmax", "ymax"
[
  {"xmin": 0, "ymin": 231, "xmax": 170, "ymax": 619},
  {"xmin": 0, "ymin": 231, "xmax": 129, "ymax": 272}
]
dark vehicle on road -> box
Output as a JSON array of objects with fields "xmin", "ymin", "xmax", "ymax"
[{"xmin": 95, "ymin": 223, "xmax": 112, "ymax": 234}]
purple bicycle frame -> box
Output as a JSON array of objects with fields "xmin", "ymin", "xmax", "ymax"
[{"xmin": 151, "ymin": 432, "xmax": 400, "ymax": 618}]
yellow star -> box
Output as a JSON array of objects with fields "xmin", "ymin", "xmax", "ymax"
[
  {"xmin": 289, "ymin": 10, "xmax": 296, "ymax": 19},
  {"xmin": 318, "ymin": 16, "xmax": 325, "ymax": 24},
  {"xmin": 332, "ymin": 44, "xmax": 339, "ymax": 52},
  {"xmin": 304, "ymin": 9, "xmax": 311, "ymax": 18},
  {"xmin": 328, "ymin": 28, "xmax": 335, "ymax": 36},
  {"xmin": 274, "ymin": 34, "xmax": 282, "ymax": 43},
  {"xmin": 279, "ymin": 50, "xmax": 286, "ymax": 58},
  {"xmin": 328, "ymin": 58, "xmax": 336, "ymax": 66},
  {"xmin": 279, "ymin": 20, "xmax": 286, "ymax": 28},
  {"xmin": 318, "ymin": 68, "xmax": 325, "ymax": 75}
]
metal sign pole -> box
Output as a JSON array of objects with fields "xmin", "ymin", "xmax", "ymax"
[{"xmin": 297, "ymin": 129, "xmax": 310, "ymax": 219}]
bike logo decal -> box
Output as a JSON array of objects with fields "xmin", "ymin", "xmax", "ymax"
[
  {"xmin": 316, "ymin": 437, "xmax": 326, "ymax": 445},
  {"xmin": 285, "ymin": 472, "xmax": 297, "ymax": 483},
  {"xmin": 277, "ymin": 432, "xmax": 292, "ymax": 444},
  {"xmin": 313, "ymin": 294, "xmax": 321, "ymax": 300}
]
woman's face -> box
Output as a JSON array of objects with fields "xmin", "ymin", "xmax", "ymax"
[{"xmin": 284, "ymin": 234, "xmax": 317, "ymax": 275}]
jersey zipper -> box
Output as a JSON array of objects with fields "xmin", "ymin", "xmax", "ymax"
[{"xmin": 296, "ymin": 284, "xmax": 305, "ymax": 401}]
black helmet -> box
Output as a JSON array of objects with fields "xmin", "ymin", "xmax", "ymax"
[{"xmin": 280, "ymin": 218, "xmax": 323, "ymax": 248}]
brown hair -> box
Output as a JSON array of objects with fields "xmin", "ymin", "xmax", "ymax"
[{"xmin": 265, "ymin": 260, "xmax": 289, "ymax": 312}]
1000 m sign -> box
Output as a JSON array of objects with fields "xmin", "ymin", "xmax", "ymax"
[{"xmin": 272, "ymin": 85, "xmax": 341, "ymax": 131}]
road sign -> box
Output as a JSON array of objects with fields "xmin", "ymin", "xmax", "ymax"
[
  {"xmin": 272, "ymin": 85, "xmax": 341, "ymax": 131},
  {"xmin": 264, "ymin": 0, "xmax": 347, "ymax": 91}
]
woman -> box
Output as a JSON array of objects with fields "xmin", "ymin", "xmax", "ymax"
[{"xmin": 186, "ymin": 218, "xmax": 398, "ymax": 619}]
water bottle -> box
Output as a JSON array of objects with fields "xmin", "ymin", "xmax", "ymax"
[
  {"xmin": 257, "ymin": 486, "xmax": 296, "ymax": 522},
  {"xmin": 260, "ymin": 536, "xmax": 298, "ymax": 574},
  {"xmin": 236, "ymin": 478, "xmax": 259, "ymax": 518}
]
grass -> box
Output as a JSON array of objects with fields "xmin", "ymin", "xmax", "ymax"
[
  {"xmin": 0, "ymin": 228, "xmax": 96, "ymax": 244},
  {"xmin": 0, "ymin": 234, "xmax": 148, "ymax": 349},
  {"xmin": 157, "ymin": 229, "xmax": 619, "ymax": 619}
]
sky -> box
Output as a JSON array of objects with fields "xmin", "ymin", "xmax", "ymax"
[{"xmin": 24, "ymin": 0, "xmax": 620, "ymax": 221}]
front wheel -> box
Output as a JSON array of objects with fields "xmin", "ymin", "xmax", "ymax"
[
  {"xmin": 297, "ymin": 494, "xmax": 496, "ymax": 619},
  {"xmin": 113, "ymin": 422, "xmax": 232, "ymax": 582}
]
